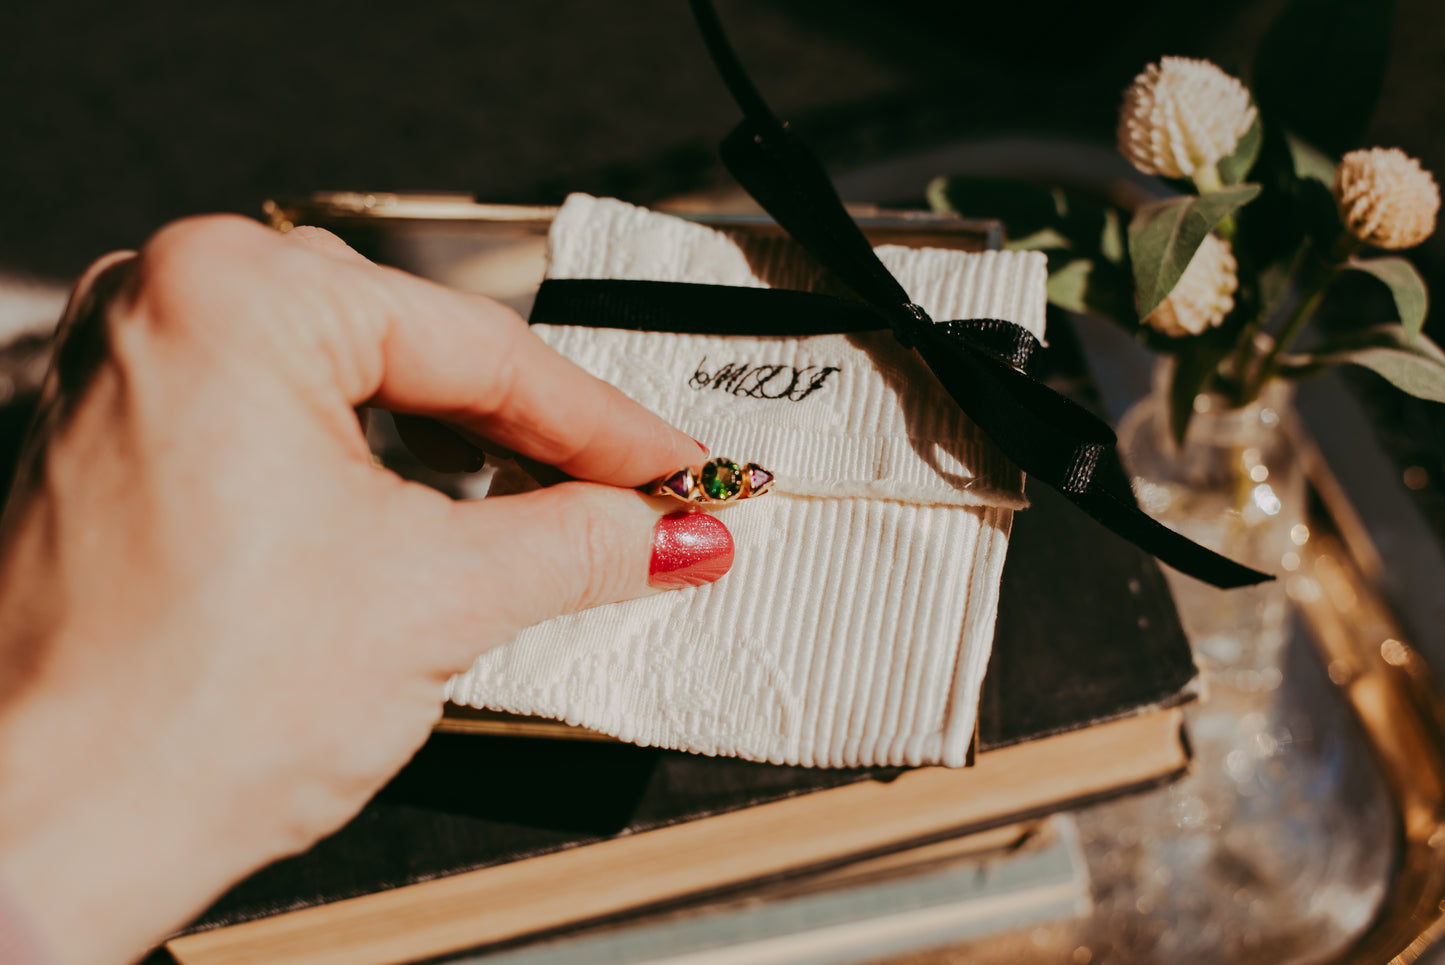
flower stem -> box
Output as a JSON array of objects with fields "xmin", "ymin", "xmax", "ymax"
[
  {"xmin": 1192, "ymin": 165, "xmax": 1238, "ymax": 243},
  {"xmin": 1244, "ymin": 232, "xmax": 1359, "ymax": 400}
]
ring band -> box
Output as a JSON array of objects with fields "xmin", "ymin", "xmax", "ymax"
[{"xmin": 647, "ymin": 459, "xmax": 774, "ymax": 505}]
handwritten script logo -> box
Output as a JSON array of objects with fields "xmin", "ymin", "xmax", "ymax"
[{"xmin": 687, "ymin": 357, "xmax": 840, "ymax": 402}]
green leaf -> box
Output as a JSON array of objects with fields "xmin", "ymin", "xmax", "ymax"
[
  {"xmin": 1056, "ymin": 192, "xmax": 1107, "ymax": 256},
  {"xmin": 1342, "ymin": 256, "xmax": 1429, "ymax": 338},
  {"xmin": 1254, "ymin": 0, "xmax": 1394, "ymax": 158},
  {"xmin": 926, "ymin": 176, "xmax": 951, "ymax": 214},
  {"xmin": 1285, "ymin": 133, "xmax": 1337, "ymax": 185},
  {"xmin": 1128, "ymin": 185, "xmax": 1262, "ymax": 319},
  {"xmin": 1256, "ymin": 253, "xmax": 1300, "ymax": 323},
  {"xmin": 1236, "ymin": 126, "xmax": 1307, "ymax": 269},
  {"xmin": 1046, "ymin": 257, "xmax": 1134, "ymax": 325},
  {"xmin": 1278, "ymin": 324, "xmax": 1445, "ymax": 401},
  {"xmin": 1099, "ymin": 208, "xmax": 1125, "ymax": 265},
  {"xmin": 1296, "ymin": 176, "xmax": 1346, "ymax": 249},
  {"xmin": 1165, "ymin": 323, "xmax": 1242, "ymax": 444},
  {"xmin": 1007, "ymin": 227, "xmax": 1072, "ymax": 251},
  {"xmin": 927, "ymin": 176, "xmax": 1064, "ymax": 239},
  {"xmin": 1047, "ymin": 259, "xmax": 1094, "ymax": 313},
  {"xmin": 1169, "ymin": 350, "xmax": 1214, "ymax": 445},
  {"xmin": 1218, "ymin": 113, "xmax": 1263, "ymax": 186}
]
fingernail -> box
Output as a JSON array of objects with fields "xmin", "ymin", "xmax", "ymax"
[
  {"xmin": 693, "ymin": 438, "xmax": 710, "ymax": 456},
  {"xmin": 649, "ymin": 512, "xmax": 734, "ymax": 589}
]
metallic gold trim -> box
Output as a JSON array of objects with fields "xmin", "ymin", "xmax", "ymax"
[
  {"xmin": 262, "ymin": 192, "xmax": 1002, "ymax": 250},
  {"xmin": 433, "ymin": 706, "xmax": 616, "ymax": 743}
]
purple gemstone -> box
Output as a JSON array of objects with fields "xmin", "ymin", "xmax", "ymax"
[
  {"xmin": 749, "ymin": 467, "xmax": 774, "ymax": 490},
  {"xmin": 664, "ymin": 469, "xmax": 691, "ymax": 498}
]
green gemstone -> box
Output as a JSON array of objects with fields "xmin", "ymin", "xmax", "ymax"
[{"xmin": 701, "ymin": 459, "xmax": 742, "ymax": 500}]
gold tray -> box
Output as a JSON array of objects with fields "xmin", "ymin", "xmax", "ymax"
[{"xmin": 1291, "ymin": 433, "xmax": 1445, "ymax": 964}]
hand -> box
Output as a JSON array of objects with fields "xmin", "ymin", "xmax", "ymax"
[{"xmin": 0, "ymin": 216, "xmax": 733, "ymax": 965}]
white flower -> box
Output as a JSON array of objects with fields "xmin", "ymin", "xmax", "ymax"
[
  {"xmin": 1335, "ymin": 148, "xmax": 1440, "ymax": 250},
  {"xmin": 1118, "ymin": 57, "xmax": 1256, "ymax": 181},
  {"xmin": 1144, "ymin": 234, "xmax": 1237, "ymax": 337}
]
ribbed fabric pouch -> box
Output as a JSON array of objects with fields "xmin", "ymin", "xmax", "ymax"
[{"xmin": 446, "ymin": 195, "xmax": 1046, "ymax": 767}]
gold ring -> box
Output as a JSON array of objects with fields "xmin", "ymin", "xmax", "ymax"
[{"xmin": 647, "ymin": 459, "xmax": 774, "ymax": 505}]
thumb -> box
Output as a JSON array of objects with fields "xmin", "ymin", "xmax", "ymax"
[{"xmin": 457, "ymin": 482, "xmax": 735, "ymax": 637}]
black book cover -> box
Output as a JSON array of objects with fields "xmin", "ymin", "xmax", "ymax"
[{"xmin": 182, "ymin": 316, "xmax": 1196, "ymax": 936}]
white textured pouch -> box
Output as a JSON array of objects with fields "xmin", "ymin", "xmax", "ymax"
[{"xmin": 446, "ymin": 194, "xmax": 1047, "ymax": 768}]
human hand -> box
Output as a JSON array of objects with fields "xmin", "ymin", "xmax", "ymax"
[{"xmin": 0, "ymin": 217, "xmax": 733, "ymax": 964}]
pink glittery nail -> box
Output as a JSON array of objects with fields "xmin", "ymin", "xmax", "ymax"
[{"xmin": 648, "ymin": 512, "xmax": 733, "ymax": 589}]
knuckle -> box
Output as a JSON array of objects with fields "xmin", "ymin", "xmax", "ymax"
[
  {"xmin": 284, "ymin": 223, "xmax": 360, "ymax": 261},
  {"xmin": 286, "ymin": 223, "xmax": 344, "ymax": 246},
  {"xmin": 128, "ymin": 215, "xmax": 273, "ymax": 335},
  {"xmin": 524, "ymin": 485, "xmax": 621, "ymax": 617},
  {"xmin": 140, "ymin": 214, "xmax": 266, "ymax": 277},
  {"xmin": 463, "ymin": 311, "xmax": 527, "ymax": 419},
  {"xmin": 556, "ymin": 489, "xmax": 618, "ymax": 613}
]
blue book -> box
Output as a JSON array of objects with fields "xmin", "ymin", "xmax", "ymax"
[{"xmin": 456, "ymin": 818, "xmax": 1090, "ymax": 965}]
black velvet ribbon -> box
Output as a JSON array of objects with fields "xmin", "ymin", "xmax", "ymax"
[{"xmin": 526, "ymin": 0, "xmax": 1270, "ymax": 589}]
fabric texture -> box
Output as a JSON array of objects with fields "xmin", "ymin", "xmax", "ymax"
[{"xmin": 446, "ymin": 194, "xmax": 1046, "ymax": 767}]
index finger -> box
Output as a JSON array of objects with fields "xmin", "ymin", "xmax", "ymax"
[
  {"xmin": 365, "ymin": 274, "xmax": 698, "ymax": 486},
  {"xmin": 250, "ymin": 219, "xmax": 702, "ymax": 487}
]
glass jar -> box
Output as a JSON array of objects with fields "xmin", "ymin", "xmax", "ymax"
[
  {"xmin": 1064, "ymin": 363, "xmax": 1393, "ymax": 964},
  {"xmin": 1116, "ymin": 363, "xmax": 1307, "ymax": 681}
]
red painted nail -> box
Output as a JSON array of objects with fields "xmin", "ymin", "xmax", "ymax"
[
  {"xmin": 693, "ymin": 437, "xmax": 710, "ymax": 456},
  {"xmin": 649, "ymin": 512, "xmax": 734, "ymax": 589}
]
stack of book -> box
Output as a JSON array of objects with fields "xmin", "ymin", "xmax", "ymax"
[
  {"xmin": 163, "ymin": 425, "xmax": 1197, "ymax": 965},
  {"xmin": 157, "ymin": 204, "xmax": 1197, "ymax": 965}
]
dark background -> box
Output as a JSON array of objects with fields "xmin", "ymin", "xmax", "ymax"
[{"xmin": 3, "ymin": 0, "xmax": 1440, "ymax": 280}]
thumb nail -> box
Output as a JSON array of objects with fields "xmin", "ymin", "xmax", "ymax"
[{"xmin": 649, "ymin": 512, "xmax": 734, "ymax": 589}]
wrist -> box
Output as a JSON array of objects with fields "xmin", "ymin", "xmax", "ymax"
[{"xmin": 0, "ymin": 693, "xmax": 251, "ymax": 965}]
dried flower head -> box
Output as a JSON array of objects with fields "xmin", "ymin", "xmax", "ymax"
[
  {"xmin": 1334, "ymin": 148, "xmax": 1440, "ymax": 250},
  {"xmin": 1144, "ymin": 234, "xmax": 1237, "ymax": 337},
  {"xmin": 1118, "ymin": 57, "xmax": 1256, "ymax": 181}
]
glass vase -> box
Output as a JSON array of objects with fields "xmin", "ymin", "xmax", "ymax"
[
  {"xmin": 1116, "ymin": 363, "xmax": 1307, "ymax": 682},
  {"xmin": 1056, "ymin": 363, "xmax": 1395, "ymax": 964}
]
